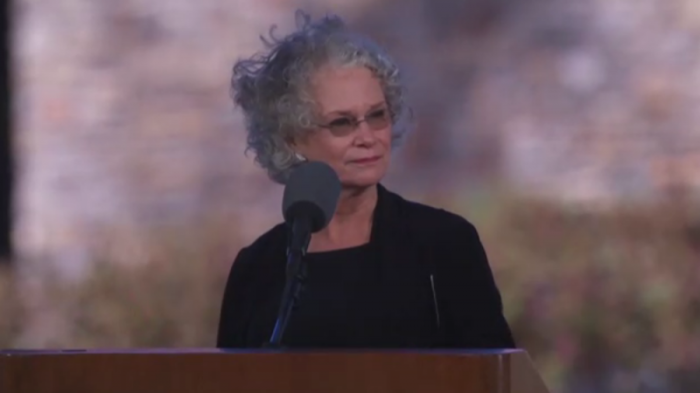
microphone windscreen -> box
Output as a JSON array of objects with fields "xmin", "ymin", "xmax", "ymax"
[{"xmin": 282, "ymin": 161, "xmax": 341, "ymax": 232}]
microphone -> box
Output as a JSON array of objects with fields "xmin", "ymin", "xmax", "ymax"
[
  {"xmin": 282, "ymin": 161, "xmax": 342, "ymax": 258},
  {"xmin": 267, "ymin": 161, "xmax": 341, "ymax": 347}
]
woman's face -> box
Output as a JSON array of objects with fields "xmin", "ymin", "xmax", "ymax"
[{"xmin": 291, "ymin": 65, "xmax": 392, "ymax": 189}]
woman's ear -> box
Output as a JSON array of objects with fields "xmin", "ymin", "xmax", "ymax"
[{"xmin": 286, "ymin": 138, "xmax": 305, "ymax": 162}]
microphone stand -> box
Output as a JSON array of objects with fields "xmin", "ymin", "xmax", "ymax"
[{"xmin": 266, "ymin": 218, "xmax": 311, "ymax": 348}]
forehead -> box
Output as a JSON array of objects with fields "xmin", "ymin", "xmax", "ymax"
[{"xmin": 309, "ymin": 65, "xmax": 385, "ymax": 114}]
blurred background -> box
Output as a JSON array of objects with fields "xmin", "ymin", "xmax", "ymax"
[{"xmin": 2, "ymin": 0, "xmax": 700, "ymax": 392}]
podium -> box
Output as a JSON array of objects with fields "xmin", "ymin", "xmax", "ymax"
[{"xmin": 1, "ymin": 348, "xmax": 549, "ymax": 393}]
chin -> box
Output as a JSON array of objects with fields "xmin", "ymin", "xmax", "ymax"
[{"xmin": 342, "ymin": 170, "xmax": 385, "ymax": 189}]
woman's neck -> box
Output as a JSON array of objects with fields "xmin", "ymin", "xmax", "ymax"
[{"xmin": 335, "ymin": 185, "xmax": 377, "ymax": 217}]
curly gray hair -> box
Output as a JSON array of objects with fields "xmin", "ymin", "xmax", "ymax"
[{"xmin": 230, "ymin": 10, "xmax": 413, "ymax": 184}]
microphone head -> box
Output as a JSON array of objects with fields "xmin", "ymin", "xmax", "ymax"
[{"xmin": 282, "ymin": 161, "xmax": 341, "ymax": 233}]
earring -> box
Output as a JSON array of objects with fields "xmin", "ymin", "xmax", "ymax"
[{"xmin": 295, "ymin": 152, "xmax": 307, "ymax": 162}]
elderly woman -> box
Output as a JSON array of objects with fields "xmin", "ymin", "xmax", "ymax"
[{"xmin": 216, "ymin": 11, "xmax": 515, "ymax": 349}]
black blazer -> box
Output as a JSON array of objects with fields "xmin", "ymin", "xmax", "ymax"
[{"xmin": 216, "ymin": 184, "xmax": 515, "ymax": 349}]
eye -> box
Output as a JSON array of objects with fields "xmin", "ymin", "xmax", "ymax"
[
  {"xmin": 367, "ymin": 109, "xmax": 387, "ymax": 119},
  {"xmin": 328, "ymin": 117, "xmax": 354, "ymax": 127}
]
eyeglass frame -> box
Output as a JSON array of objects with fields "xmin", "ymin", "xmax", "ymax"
[{"xmin": 315, "ymin": 106, "xmax": 393, "ymax": 136}]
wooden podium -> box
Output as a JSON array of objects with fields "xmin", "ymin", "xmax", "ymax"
[{"xmin": 0, "ymin": 348, "xmax": 549, "ymax": 393}]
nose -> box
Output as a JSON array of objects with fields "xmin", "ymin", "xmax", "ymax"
[{"xmin": 353, "ymin": 122, "xmax": 376, "ymax": 146}]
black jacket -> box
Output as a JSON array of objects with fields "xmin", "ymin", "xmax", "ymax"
[{"xmin": 216, "ymin": 184, "xmax": 515, "ymax": 349}]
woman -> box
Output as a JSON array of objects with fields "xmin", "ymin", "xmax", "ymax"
[{"xmin": 217, "ymin": 11, "xmax": 515, "ymax": 349}]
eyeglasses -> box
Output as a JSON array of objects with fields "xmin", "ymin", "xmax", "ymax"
[{"xmin": 318, "ymin": 108, "xmax": 391, "ymax": 136}]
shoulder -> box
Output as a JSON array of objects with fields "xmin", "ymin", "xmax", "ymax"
[
  {"xmin": 241, "ymin": 223, "xmax": 286, "ymax": 256},
  {"xmin": 386, "ymin": 188, "xmax": 479, "ymax": 238},
  {"xmin": 228, "ymin": 222, "xmax": 286, "ymax": 276},
  {"xmin": 385, "ymin": 189, "xmax": 493, "ymax": 278}
]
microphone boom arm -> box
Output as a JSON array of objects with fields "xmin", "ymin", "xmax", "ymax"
[{"xmin": 267, "ymin": 217, "xmax": 312, "ymax": 347}]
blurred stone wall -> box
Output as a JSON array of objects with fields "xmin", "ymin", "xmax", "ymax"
[
  {"xmin": 343, "ymin": 0, "xmax": 700, "ymax": 204},
  {"xmin": 12, "ymin": 0, "xmax": 297, "ymax": 275},
  {"xmin": 11, "ymin": 0, "xmax": 700, "ymax": 274},
  {"xmin": 491, "ymin": 0, "xmax": 700, "ymax": 204}
]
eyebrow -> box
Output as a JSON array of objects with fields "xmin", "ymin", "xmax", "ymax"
[{"xmin": 326, "ymin": 102, "xmax": 386, "ymax": 117}]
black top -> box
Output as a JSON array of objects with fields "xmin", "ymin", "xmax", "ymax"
[
  {"xmin": 283, "ymin": 243, "xmax": 414, "ymax": 348},
  {"xmin": 216, "ymin": 184, "xmax": 516, "ymax": 349}
]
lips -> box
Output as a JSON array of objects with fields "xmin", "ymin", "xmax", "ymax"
[{"xmin": 350, "ymin": 156, "xmax": 381, "ymax": 164}]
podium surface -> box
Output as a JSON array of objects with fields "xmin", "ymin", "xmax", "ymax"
[{"xmin": 1, "ymin": 348, "xmax": 549, "ymax": 393}]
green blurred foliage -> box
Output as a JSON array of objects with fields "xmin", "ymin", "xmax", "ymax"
[
  {"xmin": 454, "ymin": 192, "xmax": 700, "ymax": 391},
  {"xmin": 1, "ymin": 195, "xmax": 699, "ymax": 391},
  {"xmin": 0, "ymin": 264, "xmax": 25, "ymax": 348}
]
